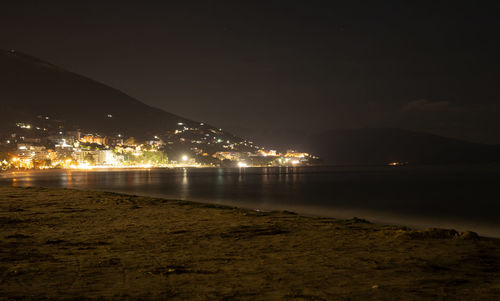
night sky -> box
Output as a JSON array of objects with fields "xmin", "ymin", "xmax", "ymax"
[{"xmin": 2, "ymin": 1, "xmax": 499, "ymax": 145}]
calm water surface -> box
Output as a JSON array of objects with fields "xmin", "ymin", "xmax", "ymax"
[{"xmin": 1, "ymin": 165, "xmax": 499, "ymax": 237}]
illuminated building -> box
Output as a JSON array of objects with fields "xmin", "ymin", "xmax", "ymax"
[
  {"xmin": 214, "ymin": 152, "xmax": 241, "ymax": 161},
  {"xmin": 96, "ymin": 150, "xmax": 118, "ymax": 165},
  {"xmin": 80, "ymin": 134, "xmax": 108, "ymax": 145},
  {"xmin": 257, "ymin": 149, "xmax": 279, "ymax": 157},
  {"xmin": 284, "ymin": 150, "xmax": 309, "ymax": 158}
]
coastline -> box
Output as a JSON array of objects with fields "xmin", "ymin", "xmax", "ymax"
[
  {"xmin": 2, "ymin": 166, "xmax": 500, "ymax": 239},
  {"xmin": 1, "ymin": 186, "xmax": 499, "ymax": 299}
]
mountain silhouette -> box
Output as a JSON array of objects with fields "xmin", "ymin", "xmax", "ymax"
[
  {"xmin": 307, "ymin": 128, "xmax": 500, "ymax": 165},
  {"xmin": 0, "ymin": 49, "xmax": 196, "ymax": 139}
]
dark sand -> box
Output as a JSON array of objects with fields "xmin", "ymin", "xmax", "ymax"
[{"xmin": 1, "ymin": 186, "xmax": 499, "ymax": 300}]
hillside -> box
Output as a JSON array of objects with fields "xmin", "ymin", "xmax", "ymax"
[
  {"xmin": 0, "ymin": 50, "xmax": 323, "ymax": 167},
  {"xmin": 2, "ymin": 49, "xmax": 499, "ymax": 166},
  {"xmin": 0, "ymin": 49, "xmax": 196, "ymax": 139},
  {"xmin": 307, "ymin": 128, "xmax": 500, "ymax": 165}
]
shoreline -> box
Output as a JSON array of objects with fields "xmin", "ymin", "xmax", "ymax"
[
  {"xmin": 1, "ymin": 186, "xmax": 499, "ymax": 299},
  {"xmin": 2, "ymin": 168, "xmax": 500, "ymax": 238},
  {"xmin": 0, "ymin": 163, "xmax": 321, "ymax": 172}
]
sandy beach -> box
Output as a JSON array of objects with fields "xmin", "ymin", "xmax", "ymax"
[{"xmin": 1, "ymin": 186, "xmax": 499, "ymax": 300}]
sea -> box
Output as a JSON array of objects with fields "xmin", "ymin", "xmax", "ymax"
[{"xmin": 1, "ymin": 165, "xmax": 499, "ymax": 237}]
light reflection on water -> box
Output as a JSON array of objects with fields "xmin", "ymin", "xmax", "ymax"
[{"xmin": 1, "ymin": 165, "xmax": 500, "ymax": 237}]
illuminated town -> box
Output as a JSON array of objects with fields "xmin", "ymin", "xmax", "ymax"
[{"xmin": 0, "ymin": 116, "xmax": 320, "ymax": 171}]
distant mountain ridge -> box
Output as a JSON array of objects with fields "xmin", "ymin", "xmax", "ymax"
[
  {"xmin": 307, "ymin": 128, "xmax": 500, "ymax": 165},
  {"xmin": 0, "ymin": 49, "xmax": 196, "ymax": 139}
]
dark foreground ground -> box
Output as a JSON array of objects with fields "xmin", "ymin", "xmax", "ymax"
[{"xmin": 0, "ymin": 186, "xmax": 499, "ymax": 300}]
